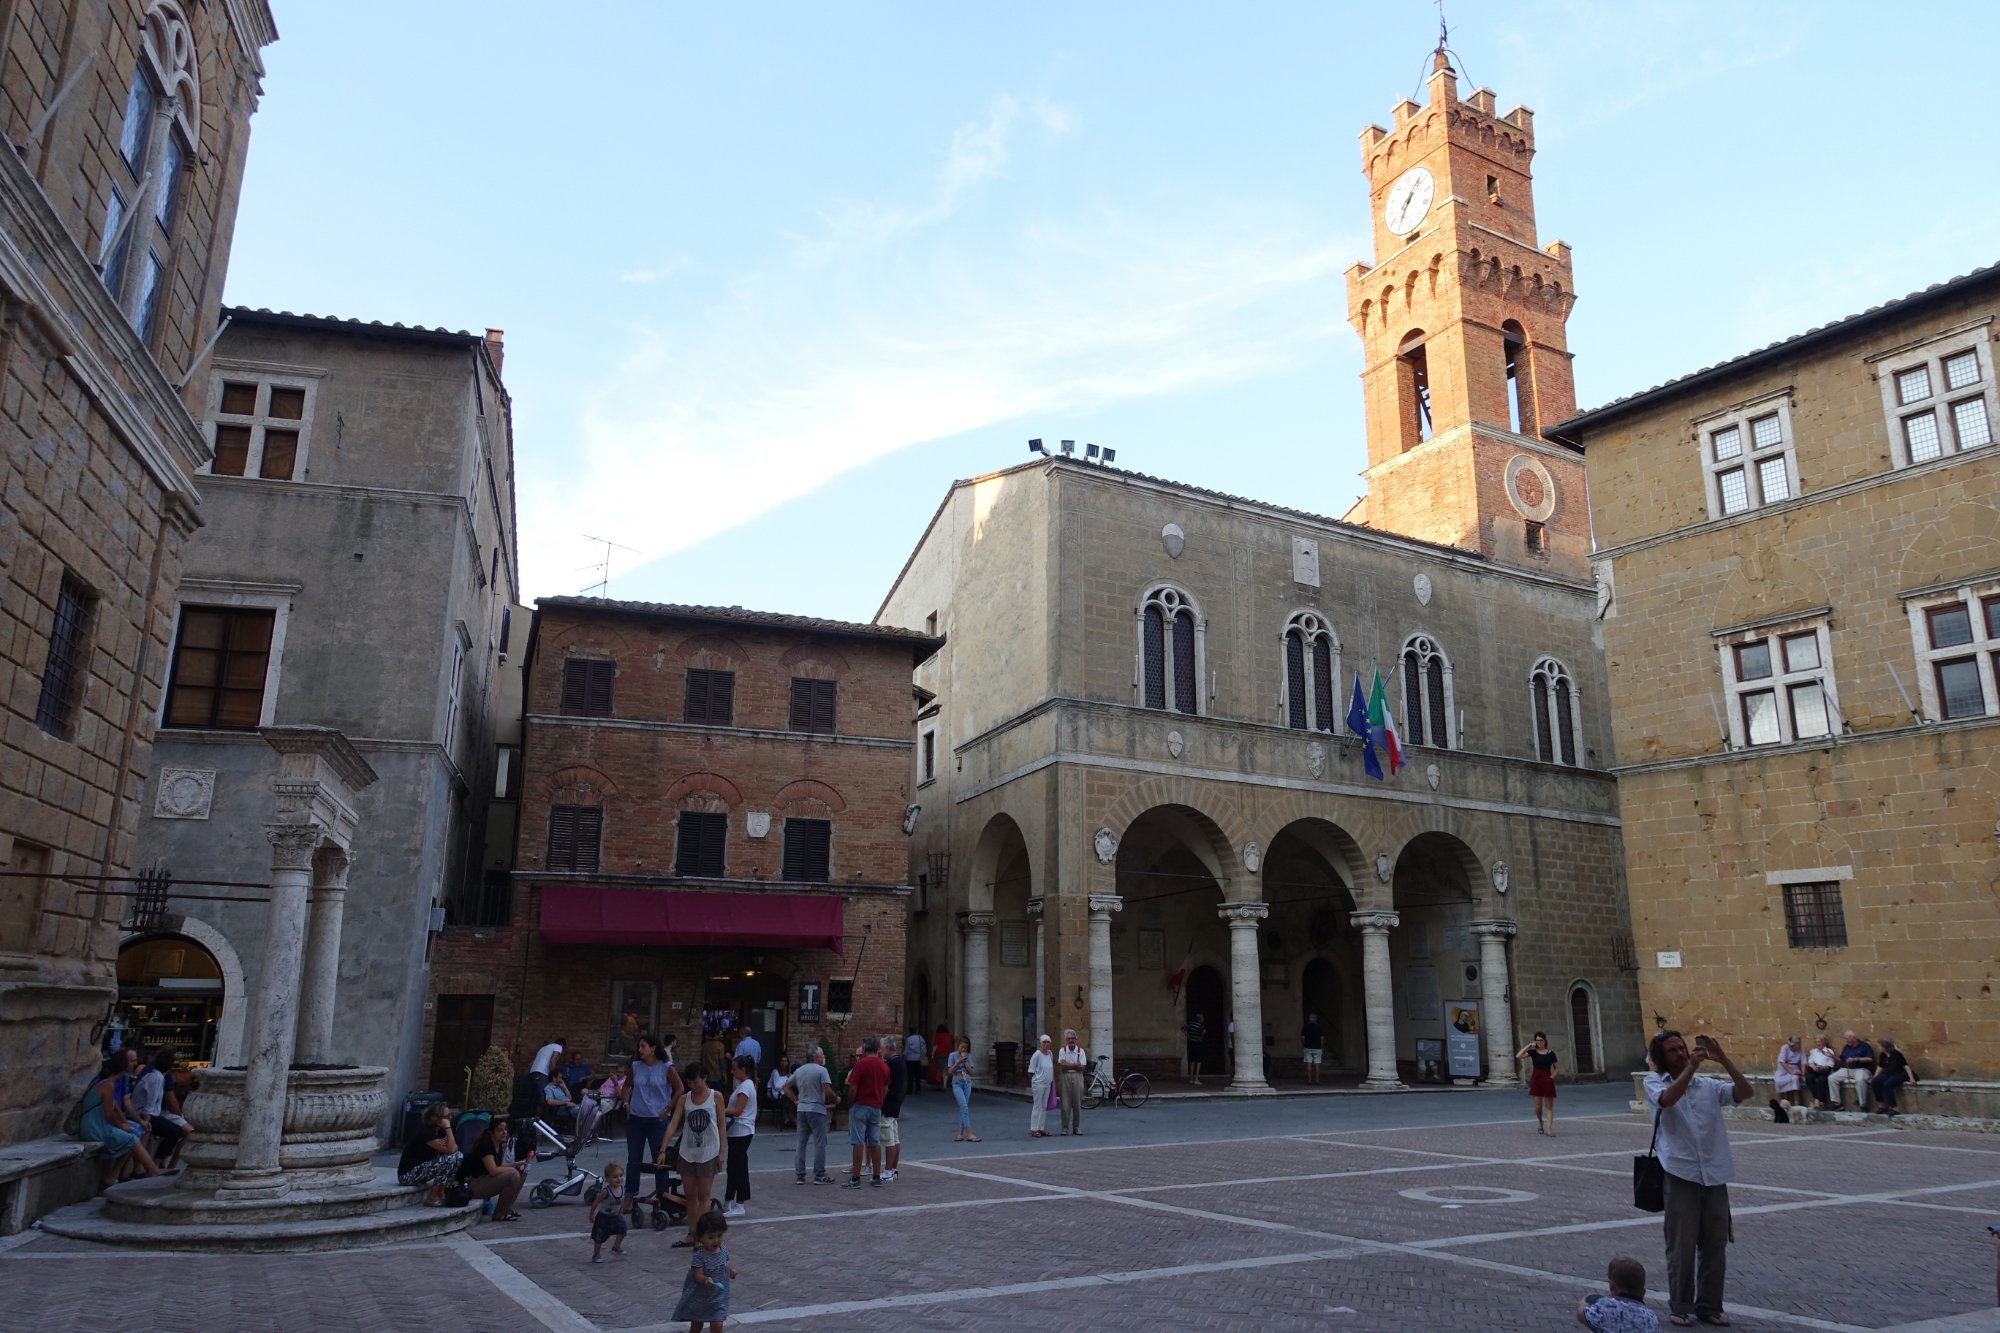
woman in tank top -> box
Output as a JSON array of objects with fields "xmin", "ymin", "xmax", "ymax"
[{"xmin": 662, "ymin": 1061, "xmax": 722, "ymax": 1246}]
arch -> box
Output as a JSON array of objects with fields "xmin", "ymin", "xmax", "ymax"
[
  {"xmin": 1529, "ymin": 655, "xmax": 1582, "ymax": 766},
  {"xmin": 541, "ymin": 765, "xmax": 615, "ymax": 805},
  {"xmin": 1390, "ymin": 830, "xmax": 1481, "ymax": 910},
  {"xmin": 1566, "ymin": 978, "xmax": 1603, "ymax": 1075},
  {"xmin": 1183, "ymin": 965, "xmax": 1227, "ymax": 1070},
  {"xmin": 774, "ymin": 777, "xmax": 846, "ymax": 816},
  {"xmin": 1138, "ymin": 584, "xmax": 1203, "ymax": 715},
  {"xmin": 142, "ymin": 2, "xmax": 201, "ymax": 148},
  {"xmin": 1299, "ymin": 956, "xmax": 1344, "ymax": 1064},
  {"xmin": 780, "ymin": 642, "xmax": 853, "ymax": 676},
  {"xmin": 1280, "ymin": 610, "xmax": 1341, "ymax": 733},
  {"xmin": 1898, "ymin": 501, "xmax": 2000, "ymax": 592},
  {"xmin": 671, "ymin": 630, "xmax": 751, "ymax": 670},
  {"xmin": 664, "ymin": 770, "xmax": 744, "ymax": 810},
  {"xmin": 965, "ymin": 812, "xmax": 1031, "ymax": 914},
  {"xmin": 118, "ymin": 917, "xmax": 245, "ymax": 1064},
  {"xmin": 1399, "ymin": 634, "xmax": 1455, "ymax": 748},
  {"xmin": 1117, "ymin": 802, "xmax": 1240, "ymax": 892},
  {"xmin": 1263, "ymin": 816, "xmax": 1369, "ymax": 897},
  {"xmin": 1502, "ymin": 318, "xmax": 1533, "ymax": 434},
  {"xmin": 541, "ymin": 622, "xmax": 632, "ymax": 658},
  {"xmin": 1397, "ymin": 329, "xmax": 1432, "ymax": 449}
]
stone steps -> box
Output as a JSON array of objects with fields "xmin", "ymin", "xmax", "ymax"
[
  {"xmin": 38, "ymin": 1191, "xmax": 483, "ymax": 1253},
  {"xmin": 99, "ymin": 1174, "xmax": 424, "ymax": 1226}
]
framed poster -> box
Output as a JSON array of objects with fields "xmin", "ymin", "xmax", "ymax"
[
  {"xmin": 1444, "ymin": 999, "xmax": 1482, "ymax": 1078},
  {"xmin": 607, "ymin": 982, "xmax": 656, "ymax": 1059},
  {"xmin": 1000, "ymin": 922, "xmax": 1030, "ymax": 968},
  {"xmin": 797, "ymin": 981, "xmax": 822, "ymax": 1025}
]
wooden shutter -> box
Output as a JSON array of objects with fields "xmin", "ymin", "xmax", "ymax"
[
  {"xmin": 711, "ymin": 671, "xmax": 734, "ymax": 723},
  {"xmin": 1312, "ymin": 635, "xmax": 1335, "ymax": 732},
  {"xmin": 562, "ymin": 659, "xmax": 614, "ymax": 716},
  {"xmin": 560, "ymin": 659, "xmax": 587, "ymax": 714},
  {"xmin": 548, "ymin": 805, "xmax": 602, "ymax": 872},
  {"xmin": 789, "ymin": 679, "xmax": 836, "ymax": 734},
  {"xmin": 676, "ymin": 811, "xmax": 727, "ymax": 877},
  {"xmin": 782, "ymin": 817, "xmax": 831, "ymax": 882},
  {"xmin": 1284, "ymin": 632, "xmax": 1307, "ymax": 729},
  {"xmin": 685, "ymin": 668, "xmax": 708, "ymax": 721}
]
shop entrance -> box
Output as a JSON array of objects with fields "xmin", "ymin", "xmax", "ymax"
[
  {"xmin": 1185, "ymin": 965, "xmax": 1226, "ymax": 1073},
  {"xmin": 115, "ymin": 934, "xmax": 224, "ymax": 1064},
  {"xmin": 702, "ymin": 965, "xmax": 788, "ymax": 1073}
]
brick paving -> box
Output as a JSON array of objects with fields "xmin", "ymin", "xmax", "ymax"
[{"xmin": 6, "ymin": 1090, "xmax": 2000, "ymax": 1331}]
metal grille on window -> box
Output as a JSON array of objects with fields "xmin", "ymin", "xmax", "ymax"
[
  {"xmin": 1896, "ymin": 366, "xmax": 1931, "ymax": 405},
  {"xmin": 1172, "ymin": 609, "xmax": 1198, "ymax": 714},
  {"xmin": 1710, "ymin": 426, "xmax": 1740, "ymax": 461},
  {"xmin": 547, "ymin": 806, "xmax": 602, "ymax": 874},
  {"xmin": 1532, "ymin": 672, "xmax": 1553, "ymax": 762},
  {"xmin": 789, "ymin": 678, "xmax": 837, "ymax": 733},
  {"xmin": 1952, "ymin": 398, "xmax": 1991, "ymax": 448},
  {"xmin": 1717, "ymin": 468, "xmax": 1750, "ymax": 514},
  {"xmin": 1936, "ymin": 658, "xmax": 1985, "ymax": 719},
  {"xmin": 1142, "ymin": 605, "xmax": 1166, "ymax": 709},
  {"xmin": 1425, "ymin": 659, "xmax": 1448, "ymax": 746},
  {"xmin": 35, "ymin": 574, "xmax": 93, "ymax": 738},
  {"xmin": 1402, "ymin": 651, "xmax": 1426, "ymax": 746},
  {"xmin": 675, "ymin": 811, "xmax": 728, "ymax": 877},
  {"xmin": 1284, "ymin": 632, "xmax": 1307, "ymax": 729},
  {"xmin": 782, "ymin": 817, "xmax": 831, "ymax": 882},
  {"xmin": 1757, "ymin": 456, "xmax": 1790, "ymax": 503},
  {"xmin": 560, "ymin": 658, "xmax": 614, "ymax": 716},
  {"xmin": 1569, "ymin": 986, "xmax": 1598, "ymax": 1073},
  {"xmin": 1782, "ymin": 882, "xmax": 1847, "ymax": 948},
  {"xmin": 1554, "ymin": 677, "xmax": 1576, "ymax": 764},
  {"xmin": 1312, "ymin": 635, "xmax": 1335, "ymax": 732},
  {"xmin": 1945, "ymin": 351, "xmax": 1981, "ymax": 391},
  {"xmin": 1750, "ymin": 415, "xmax": 1782, "ymax": 450}
]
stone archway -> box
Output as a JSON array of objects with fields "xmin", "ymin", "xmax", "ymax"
[
  {"xmin": 1262, "ymin": 818, "xmax": 1365, "ymax": 1077},
  {"xmin": 1389, "ymin": 831, "xmax": 1517, "ymax": 1087},
  {"xmin": 118, "ymin": 915, "xmax": 248, "ymax": 1065},
  {"xmin": 960, "ymin": 813, "xmax": 1032, "ymax": 1074}
]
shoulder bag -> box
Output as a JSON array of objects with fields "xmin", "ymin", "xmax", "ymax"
[{"xmin": 1632, "ymin": 1108, "xmax": 1665, "ymax": 1212}]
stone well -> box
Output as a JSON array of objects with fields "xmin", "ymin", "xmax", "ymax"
[{"xmin": 177, "ymin": 1065, "xmax": 388, "ymax": 1191}]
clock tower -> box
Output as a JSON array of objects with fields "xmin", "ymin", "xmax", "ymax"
[{"xmin": 1343, "ymin": 53, "xmax": 1586, "ymax": 573}]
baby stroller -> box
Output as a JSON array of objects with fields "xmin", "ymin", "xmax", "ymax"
[
  {"xmin": 630, "ymin": 1153, "xmax": 689, "ymax": 1230},
  {"xmin": 524, "ymin": 1114, "xmax": 604, "ymax": 1210}
]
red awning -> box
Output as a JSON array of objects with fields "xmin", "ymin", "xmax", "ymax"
[{"xmin": 538, "ymin": 886, "xmax": 844, "ymax": 954}]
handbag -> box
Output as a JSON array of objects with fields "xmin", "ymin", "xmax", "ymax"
[{"xmin": 1632, "ymin": 1110, "xmax": 1665, "ymax": 1213}]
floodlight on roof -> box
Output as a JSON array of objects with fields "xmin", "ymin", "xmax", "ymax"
[
  {"xmin": 1102, "ymin": 448, "xmax": 1117, "ymax": 464},
  {"xmin": 1085, "ymin": 443, "xmax": 1100, "ymax": 461},
  {"xmin": 1028, "ymin": 438, "xmax": 1047, "ymax": 455},
  {"xmin": 1060, "ymin": 439, "xmax": 1075, "ymax": 455}
]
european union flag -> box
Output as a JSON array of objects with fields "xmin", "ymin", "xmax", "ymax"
[{"xmin": 1346, "ymin": 675, "xmax": 1383, "ymax": 780}]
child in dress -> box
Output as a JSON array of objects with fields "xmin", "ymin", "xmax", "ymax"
[
  {"xmin": 1575, "ymin": 1255, "xmax": 1660, "ymax": 1332},
  {"xmin": 589, "ymin": 1163, "xmax": 628, "ymax": 1263},
  {"xmin": 670, "ymin": 1210, "xmax": 735, "ymax": 1331}
]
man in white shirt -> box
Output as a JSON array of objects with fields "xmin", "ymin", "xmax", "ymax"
[
  {"xmin": 1055, "ymin": 1030, "xmax": 1090, "ymax": 1136},
  {"xmin": 1644, "ymin": 1029, "xmax": 1753, "ymax": 1327},
  {"xmin": 529, "ymin": 1037, "xmax": 566, "ymax": 1092}
]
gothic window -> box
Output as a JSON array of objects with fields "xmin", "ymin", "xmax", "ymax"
[
  {"xmin": 1281, "ymin": 612, "xmax": 1340, "ymax": 732},
  {"xmin": 1139, "ymin": 586, "xmax": 1201, "ymax": 715},
  {"xmin": 1529, "ymin": 656, "xmax": 1580, "ymax": 765},
  {"xmin": 1399, "ymin": 634, "xmax": 1454, "ymax": 749}
]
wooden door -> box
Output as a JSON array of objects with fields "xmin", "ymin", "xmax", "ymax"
[{"xmin": 431, "ymin": 993, "xmax": 495, "ymax": 1100}]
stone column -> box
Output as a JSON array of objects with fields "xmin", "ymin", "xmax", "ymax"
[
  {"xmin": 959, "ymin": 911, "xmax": 995, "ymax": 1080},
  {"xmin": 297, "ymin": 847, "xmax": 353, "ymax": 1066},
  {"xmin": 1472, "ymin": 920, "xmax": 1520, "ymax": 1087},
  {"xmin": 1220, "ymin": 902, "xmax": 1273, "ymax": 1092},
  {"xmin": 1351, "ymin": 909, "xmax": 1404, "ymax": 1090},
  {"xmin": 226, "ymin": 823, "xmax": 323, "ymax": 1195},
  {"xmin": 1086, "ymin": 895, "xmax": 1121, "ymax": 1076},
  {"xmin": 1026, "ymin": 896, "xmax": 1046, "ymax": 1040}
]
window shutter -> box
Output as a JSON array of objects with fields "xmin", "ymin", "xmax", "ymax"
[
  {"xmin": 574, "ymin": 807, "xmax": 602, "ymax": 873},
  {"xmin": 560, "ymin": 659, "xmax": 587, "ymax": 714},
  {"xmin": 813, "ymin": 680, "xmax": 836, "ymax": 734},
  {"xmin": 1532, "ymin": 675, "xmax": 1553, "ymax": 762},
  {"xmin": 789, "ymin": 678, "xmax": 835, "ymax": 734},
  {"xmin": 1172, "ymin": 609, "xmax": 1197, "ymax": 714},
  {"xmin": 783, "ymin": 818, "xmax": 831, "ymax": 882},
  {"xmin": 1284, "ymin": 632, "xmax": 1307, "ymax": 730},
  {"xmin": 1142, "ymin": 606, "xmax": 1165, "ymax": 709},
  {"xmin": 712, "ymin": 671, "xmax": 734, "ymax": 723},
  {"xmin": 676, "ymin": 811, "xmax": 727, "ymax": 876},
  {"xmin": 548, "ymin": 805, "xmax": 603, "ymax": 872},
  {"xmin": 1402, "ymin": 653, "xmax": 1425, "ymax": 747},
  {"xmin": 684, "ymin": 669, "xmax": 709, "ymax": 722},
  {"xmin": 789, "ymin": 678, "xmax": 812, "ymax": 730},
  {"xmin": 584, "ymin": 661, "xmax": 614, "ymax": 716},
  {"xmin": 547, "ymin": 807, "xmax": 575, "ymax": 869},
  {"xmin": 1312, "ymin": 636, "xmax": 1335, "ymax": 732}
]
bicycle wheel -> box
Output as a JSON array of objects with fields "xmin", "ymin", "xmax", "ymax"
[
  {"xmin": 1081, "ymin": 1080, "xmax": 1104, "ymax": 1111},
  {"xmin": 1118, "ymin": 1073, "xmax": 1150, "ymax": 1109}
]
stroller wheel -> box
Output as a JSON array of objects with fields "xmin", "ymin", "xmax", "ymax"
[
  {"xmin": 529, "ymin": 1180, "xmax": 557, "ymax": 1209},
  {"xmin": 664, "ymin": 1204, "xmax": 686, "ymax": 1225},
  {"xmin": 651, "ymin": 1209, "xmax": 670, "ymax": 1231}
]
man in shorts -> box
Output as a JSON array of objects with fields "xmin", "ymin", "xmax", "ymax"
[
  {"xmin": 788, "ymin": 1044, "xmax": 837, "ymax": 1184},
  {"xmin": 878, "ymin": 1032, "xmax": 907, "ymax": 1180},
  {"xmin": 1301, "ymin": 1012, "xmax": 1326, "ymax": 1086},
  {"xmin": 842, "ymin": 1036, "xmax": 890, "ymax": 1188}
]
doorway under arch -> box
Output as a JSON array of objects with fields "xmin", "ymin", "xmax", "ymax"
[
  {"xmin": 1184, "ymin": 965, "xmax": 1226, "ymax": 1074},
  {"xmin": 1299, "ymin": 956, "xmax": 1341, "ymax": 1065},
  {"xmin": 115, "ymin": 932, "xmax": 225, "ymax": 1064},
  {"xmin": 1568, "ymin": 980, "xmax": 1603, "ymax": 1076}
]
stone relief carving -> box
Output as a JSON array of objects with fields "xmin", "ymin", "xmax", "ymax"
[
  {"xmin": 1413, "ymin": 572, "xmax": 1432, "ymax": 606},
  {"xmin": 1492, "ymin": 859, "xmax": 1511, "ymax": 895},
  {"xmin": 154, "ymin": 768, "xmax": 216, "ymax": 820},
  {"xmin": 1093, "ymin": 827, "xmax": 1119, "ymax": 865},
  {"xmin": 1375, "ymin": 851, "xmax": 1393, "ymax": 883},
  {"xmin": 1425, "ymin": 762, "xmax": 1440, "ymax": 791},
  {"xmin": 901, "ymin": 804, "xmax": 920, "ymax": 836},
  {"xmin": 1291, "ymin": 536, "xmax": 1320, "ymax": 587},
  {"xmin": 1241, "ymin": 841, "xmax": 1261, "ymax": 873},
  {"xmin": 744, "ymin": 812, "xmax": 771, "ymax": 839},
  {"xmin": 1167, "ymin": 730, "xmax": 1184, "ymax": 759},
  {"xmin": 1306, "ymin": 741, "xmax": 1326, "ymax": 779},
  {"xmin": 1161, "ymin": 523, "xmax": 1185, "ymax": 559}
]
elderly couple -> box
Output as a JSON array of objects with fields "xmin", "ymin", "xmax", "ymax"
[
  {"xmin": 1023, "ymin": 1031, "xmax": 1092, "ymax": 1137},
  {"xmin": 1774, "ymin": 1031, "xmax": 1919, "ymax": 1115}
]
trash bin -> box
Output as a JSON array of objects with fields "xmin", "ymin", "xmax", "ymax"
[
  {"xmin": 993, "ymin": 1041, "xmax": 1020, "ymax": 1086},
  {"xmin": 400, "ymin": 1090, "xmax": 445, "ymax": 1147}
]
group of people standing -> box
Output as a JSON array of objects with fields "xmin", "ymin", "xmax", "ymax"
[{"xmin": 1024, "ymin": 1031, "xmax": 1092, "ymax": 1136}]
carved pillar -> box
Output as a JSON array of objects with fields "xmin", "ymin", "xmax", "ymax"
[
  {"xmin": 297, "ymin": 847, "xmax": 353, "ymax": 1066},
  {"xmin": 1027, "ymin": 896, "xmax": 1046, "ymax": 1041},
  {"xmin": 1472, "ymin": 919, "xmax": 1520, "ymax": 1087},
  {"xmin": 959, "ymin": 911, "xmax": 995, "ymax": 1078},
  {"xmin": 1220, "ymin": 902, "xmax": 1273, "ymax": 1092},
  {"xmin": 1086, "ymin": 894, "xmax": 1121, "ymax": 1074},
  {"xmin": 227, "ymin": 823, "xmax": 323, "ymax": 1195},
  {"xmin": 1351, "ymin": 909, "xmax": 1404, "ymax": 1090}
]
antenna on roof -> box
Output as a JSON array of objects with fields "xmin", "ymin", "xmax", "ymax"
[{"xmin": 580, "ymin": 533, "xmax": 639, "ymax": 597}]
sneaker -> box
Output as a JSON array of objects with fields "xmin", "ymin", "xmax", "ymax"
[
  {"xmin": 870, "ymin": 1176, "xmax": 883, "ymax": 1187},
  {"xmin": 880, "ymin": 1169, "xmax": 897, "ymax": 1181},
  {"xmin": 795, "ymin": 1176, "xmax": 807, "ymax": 1185},
  {"xmin": 814, "ymin": 1175, "xmax": 837, "ymax": 1184},
  {"xmin": 841, "ymin": 1177, "xmax": 864, "ymax": 1189},
  {"xmin": 723, "ymin": 1203, "xmax": 745, "ymax": 1218},
  {"xmin": 592, "ymin": 1254, "xmax": 603, "ymax": 1264}
]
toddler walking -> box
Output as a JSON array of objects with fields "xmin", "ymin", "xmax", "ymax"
[
  {"xmin": 589, "ymin": 1163, "xmax": 629, "ymax": 1263},
  {"xmin": 670, "ymin": 1210, "xmax": 736, "ymax": 1331}
]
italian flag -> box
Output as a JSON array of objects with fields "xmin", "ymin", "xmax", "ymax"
[{"xmin": 1368, "ymin": 670, "xmax": 1405, "ymax": 777}]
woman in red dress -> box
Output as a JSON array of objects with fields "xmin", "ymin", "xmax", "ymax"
[
  {"xmin": 930, "ymin": 1025, "xmax": 954, "ymax": 1088},
  {"xmin": 1515, "ymin": 1031, "xmax": 1561, "ymax": 1135}
]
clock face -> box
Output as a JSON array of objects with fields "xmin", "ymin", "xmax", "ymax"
[{"xmin": 1384, "ymin": 166, "xmax": 1435, "ymax": 237}]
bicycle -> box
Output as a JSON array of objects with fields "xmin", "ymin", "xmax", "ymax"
[{"xmin": 1082, "ymin": 1055, "xmax": 1151, "ymax": 1110}]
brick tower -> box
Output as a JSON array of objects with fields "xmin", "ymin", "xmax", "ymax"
[{"xmin": 1343, "ymin": 52, "xmax": 1586, "ymax": 574}]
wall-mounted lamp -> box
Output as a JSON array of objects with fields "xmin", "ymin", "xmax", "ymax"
[{"xmin": 1073, "ymin": 986, "xmax": 1085, "ymax": 1010}]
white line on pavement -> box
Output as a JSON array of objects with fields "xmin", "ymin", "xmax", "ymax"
[
  {"xmin": 476, "ymin": 1190, "xmax": 1070, "ymax": 1245},
  {"xmin": 444, "ymin": 1233, "xmax": 597, "ymax": 1333},
  {"xmin": 0, "ymin": 1231, "xmax": 45, "ymax": 1254}
]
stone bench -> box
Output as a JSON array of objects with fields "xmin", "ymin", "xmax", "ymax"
[
  {"xmin": 0, "ymin": 1136, "xmax": 100, "ymax": 1234},
  {"xmin": 1626, "ymin": 1070, "xmax": 2000, "ymax": 1122}
]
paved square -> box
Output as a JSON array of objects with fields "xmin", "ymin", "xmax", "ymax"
[{"xmin": 7, "ymin": 1086, "xmax": 1999, "ymax": 1331}]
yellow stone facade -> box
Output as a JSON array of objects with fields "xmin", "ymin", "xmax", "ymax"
[{"xmin": 1558, "ymin": 265, "xmax": 2000, "ymax": 1079}]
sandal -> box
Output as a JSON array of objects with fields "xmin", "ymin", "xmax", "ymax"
[
  {"xmin": 967, "ymin": 1134, "xmax": 981, "ymax": 1142},
  {"xmin": 496, "ymin": 1212, "xmax": 523, "ymax": 1222},
  {"xmin": 1669, "ymin": 1317, "xmax": 1693, "ymax": 1328}
]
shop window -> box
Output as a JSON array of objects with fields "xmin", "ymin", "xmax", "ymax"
[
  {"xmin": 163, "ymin": 605, "xmax": 274, "ymax": 730},
  {"xmin": 782, "ymin": 817, "xmax": 831, "ymax": 883},
  {"xmin": 675, "ymin": 811, "xmax": 728, "ymax": 877},
  {"xmin": 35, "ymin": 572, "xmax": 96, "ymax": 740},
  {"xmin": 683, "ymin": 668, "xmax": 735, "ymax": 724},
  {"xmin": 546, "ymin": 805, "xmax": 602, "ymax": 873},
  {"xmin": 1782, "ymin": 882, "xmax": 1847, "ymax": 949},
  {"xmin": 559, "ymin": 657, "xmax": 614, "ymax": 717},
  {"xmin": 789, "ymin": 678, "xmax": 837, "ymax": 734}
]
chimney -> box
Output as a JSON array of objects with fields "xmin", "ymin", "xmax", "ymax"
[{"xmin": 483, "ymin": 327, "xmax": 505, "ymax": 377}]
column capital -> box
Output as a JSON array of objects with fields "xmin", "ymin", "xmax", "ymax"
[
  {"xmin": 265, "ymin": 823, "xmax": 325, "ymax": 870},
  {"xmin": 1471, "ymin": 919, "xmax": 1517, "ymax": 940},
  {"xmin": 1349, "ymin": 909, "xmax": 1400, "ymax": 933},
  {"xmin": 1218, "ymin": 901, "xmax": 1270, "ymax": 925},
  {"xmin": 959, "ymin": 910, "xmax": 997, "ymax": 933},
  {"xmin": 1087, "ymin": 893, "xmax": 1123, "ymax": 917},
  {"xmin": 1025, "ymin": 896, "xmax": 1044, "ymax": 919}
]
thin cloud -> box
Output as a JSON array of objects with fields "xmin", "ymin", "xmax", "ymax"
[{"xmin": 618, "ymin": 254, "xmax": 700, "ymax": 285}]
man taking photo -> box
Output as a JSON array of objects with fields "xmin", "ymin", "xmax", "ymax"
[{"xmin": 1644, "ymin": 1029, "xmax": 1753, "ymax": 1327}]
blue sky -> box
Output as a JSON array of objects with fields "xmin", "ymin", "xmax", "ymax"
[{"xmin": 223, "ymin": 2, "xmax": 2000, "ymax": 623}]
